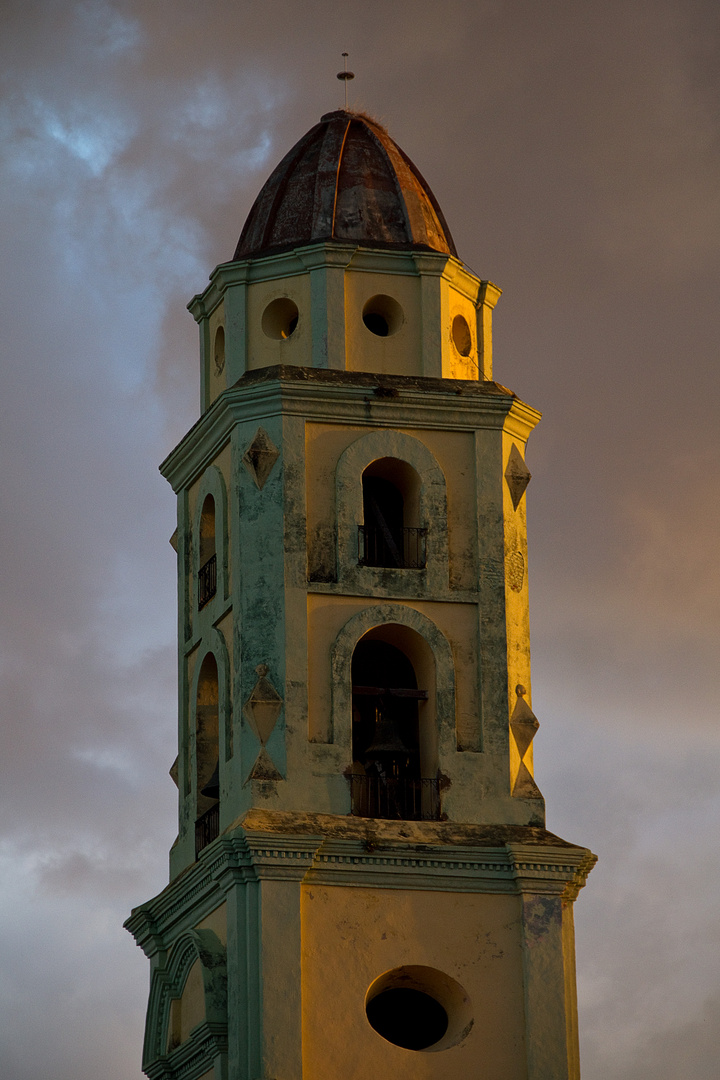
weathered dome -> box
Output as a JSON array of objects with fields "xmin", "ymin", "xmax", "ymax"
[{"xmin": 233, "ymin": 110, "xmax": 457, "ymax": 261}]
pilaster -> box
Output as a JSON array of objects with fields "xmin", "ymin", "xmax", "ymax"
[
  {"xmin": 477, "ymin": 280, "xmax": 502, "ymax": 380},
  {"xmin": 297, "ymin": 245, "xmax": 354, "ymax": 370},
  {"xmin": 223, "ymin": 273, "xmax": 249, "ymax": 386}
]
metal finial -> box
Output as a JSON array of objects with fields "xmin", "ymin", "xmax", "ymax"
[{"xmin": 336, "ymin": 51, "xmax": 355, "ymax": 110}]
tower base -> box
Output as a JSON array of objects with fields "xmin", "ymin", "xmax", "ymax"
[{"xmin": 126, "ymin": 810, "xmax": 595, "ymax": 1080}]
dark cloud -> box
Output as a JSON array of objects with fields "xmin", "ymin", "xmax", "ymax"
[{"xmin": 1, "ymin": 1, "xmax": 718, "ymax": 1077}]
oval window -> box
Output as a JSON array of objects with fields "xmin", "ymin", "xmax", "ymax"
[
  {"xmin": 365, "ymin": 965, "xmax": 473, "ymax": 1053},
  {"xmin": 451, "ymin": 314, "xmax": 472, "ymax": 356}
]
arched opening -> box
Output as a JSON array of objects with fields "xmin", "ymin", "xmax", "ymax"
[
  {"xmin": 359, "ymin": 458, "xmax": 426, "ymax": 569},
  {"xmin": 195, "ymin": 653, "xmax": 219, "ymax": 856},
  {"xmin": 349, "ymin": 629, "xmax": 439, "ymax": 820},
  {"xmin": 213, "ymin": 325, "xmax": 225, "ymax": 375},
  {"xmin": 198, "ymin": 495, "xmax": 217, "ymax": 609}
]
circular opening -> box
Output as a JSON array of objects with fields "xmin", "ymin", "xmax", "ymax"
[
  {"xmin": 366, "ymin": 988, "xmax": 447, "ymax": 1051},
  {"xmin": 451, "ymin": 314, "xmax": 472, "ymax": 356},
  {"xmin": 362, "ymin": 294, "xmax": 404, "ymax": 337},
  {"xmin": 262, "ymin": 297, "xmax": 299, "ymax": 340},
  {"xmin": 365, "ymin": 965, "xmax": 473, "ymax": 1054}
]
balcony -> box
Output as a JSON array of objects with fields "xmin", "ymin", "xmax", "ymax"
[
  {"xmin": 349, "ymin": 775, "xmax": 440, "ymax": 821},
  {"xmin": 358, "ymin": 526, "xmax": 427, "ymax": 569},
  {"xmin": 198, "ymin": 553, "xmax": 217, "ymax": 610},
  {"xmin": 195, "ymin": 802, "xmax": 219, "ymax": 857}
]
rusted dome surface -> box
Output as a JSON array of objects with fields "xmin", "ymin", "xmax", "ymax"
[{"xmin": 233, "ymin": 110, "xmax": 457, "ymax": 261}]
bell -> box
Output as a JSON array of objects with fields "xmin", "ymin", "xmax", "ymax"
[
  {"xmin": 200, "ymin": 761, "xmax": 220, "ymax": 799},
  {"xmin": 365, "ymin": 711, "xmax": 409, "ymax": 761}
]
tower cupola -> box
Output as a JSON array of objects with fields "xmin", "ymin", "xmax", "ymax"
[
  {"xmin": 234, "ymin": 109, "xmax": 457, "ymax": 260},
  {"xmin": 189, "ymin": 112, "xmax": 501, "ymax": 412}
]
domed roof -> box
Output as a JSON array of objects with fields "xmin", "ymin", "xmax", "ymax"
[{"xmin": 233, "ymin": 110, "xmax": 457, "ymax": 261}]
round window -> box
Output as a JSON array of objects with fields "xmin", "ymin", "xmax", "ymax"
[
  {"xmin": 366, "ymin": 987, "xmax": 448, "ymax": 1050},
  {"xmin": 451, "ymin": 314, "xmax": 472, "ymax": 356},
  {"xmin": 262, "ymin": 297, "xmax": 299, "ymax": 340},
  {"xmin": 362, "ymin": 294, "xmax": 404, "ymax": 337},
  {"xmin": 365, "ymin": 965, "xmax": 473, "ymax": 1053}
]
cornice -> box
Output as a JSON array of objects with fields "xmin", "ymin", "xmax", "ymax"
[
  {"xmin": 127, "ymin": 819, "xmax": 596, "ymax": 952},
  {"xmin": 188, "ymin": 242, "xmax": 490, "ymax": 322},
  {"xmin": 307, "ymin": 582, "xmax": 480, "ymax": 604},
  {"xmin": 160, "ymin": 368, "xmax": 536, "ymax": 492},
  {"xmin": 304, "ymin": 838, "xmax": 594, "ymax": 896},
  {"xmin": 505, "ymin": 397, "xmax": 543, "ymax": 443}
]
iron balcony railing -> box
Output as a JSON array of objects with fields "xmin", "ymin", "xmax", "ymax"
[
  {"xmin": 198, "ymin": 553, "xmax": 217, "ymax": 610},
  {"xmin": 349, "ymin": 775, "xmax": 440, "ymax": 821},
  {"xmin": 358, "ymin": 526, "xmax": 427, "ymax": 569},
  {"xmin": 195, "ymin": 802, "xmax": 220, "ymax": 857}
]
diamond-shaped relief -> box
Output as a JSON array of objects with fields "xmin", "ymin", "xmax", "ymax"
[
  {"xmin": 510, "ymin": 685, "xmax": 542, "ymax": 799},
  {"xmin": 246, "ymin": 746, "xmax": 283, "ymax": 783},
  {"xmin": 505, "ymin": 444, "xmax": 531, "ymax": 510},
  {"xmin": 243, "ymin": 663, "xmax": 283, "ymax": 745},
  {"xmin": 512, "ymin": 761, "xmax": 542, "ymax": 799},
  {"xmin": 243, "ymin": 427, "xmax": 279, "ymax": 490}
]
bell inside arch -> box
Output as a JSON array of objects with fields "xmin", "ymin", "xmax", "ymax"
[
  {"xmin": 200, "ymin": 761, "xmax": 220, "ymax": 800},
  {"xmin": 364, "ymin": 704, "xmax": 411, "ymax": 764}
]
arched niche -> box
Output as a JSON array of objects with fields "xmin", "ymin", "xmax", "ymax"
[
  {"xmin": 329, "ymin": 604, "xmax": 456, "ymax": 768},
  {"xmin": 143, "ymin": 928, "xmax": 227, "ymax": 1076},
  {"xmin": 185, "ymin": 630, "xmax": 232, "ymax": 813},
  {"xmin": 192, "ymin": 465, "xmax": 229, "ymax": 613},
  {"xmin": 335, "ymin": 430, "xmax": 449, "ymax": 592},
  {"xmin": 195, "ymin": 652, "xmax": 219, "ymax": 820}
]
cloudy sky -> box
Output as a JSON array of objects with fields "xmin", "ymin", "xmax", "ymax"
[{"xmin": 1, "ymin": 1, "xmax": 718, "ymax": 1076}]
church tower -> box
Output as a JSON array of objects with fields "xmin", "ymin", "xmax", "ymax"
[{"xmin": 126, "ymin": 110, "xmax": 595, "ymax": 1080}]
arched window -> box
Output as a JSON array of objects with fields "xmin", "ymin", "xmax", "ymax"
[
  {"xmin": 350, "ymin": 631, "xmax": 438, "ymax": 820},
  {"xmin": 198, "ymin": 495, "xmax": 217, "ymax": 610},
  {"xmin": 358, "ymin": 458, "xmax": 426, "ymax": 569},
  {"xmin": 195, "ymin": 653, "xmax": 219, "ymax": 856}
]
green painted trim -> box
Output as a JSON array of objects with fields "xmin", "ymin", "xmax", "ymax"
[
  {"xmin": 159, "ymin": 371, "xmax": 533, "ymax": 494},
  {"xmin": 143, "ymin": 927, "xmax": 227, "ymax": 1076},
  {"xmin": 187, "ymin": 243, "xmax": 486, "ymax": 327},
  {"xmin": 198, "ymin": 317, "xmax": 211, "ymax": 414},
  {"xmin": 223, "ymin": 281, "xmax": 248, "ymax": 387},
  {"xmin": 235, "ymin": 414, "xmax": 288, "ymax": 784}
]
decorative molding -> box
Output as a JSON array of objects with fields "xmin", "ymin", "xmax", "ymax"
[
  {"xmin": 128, "ymin": 818, "xmax": 596, "ymax": 946},
  {"xmin": 304, "ymin": 837, "xmax": 592, "ymax": 896},
  {"xmin": 143, "ymin": 928, "xmax": 227, "ymax": 1078},
  {"xmin": 159, "ymin": 369, "xmax": 540, "ymax": 494}
]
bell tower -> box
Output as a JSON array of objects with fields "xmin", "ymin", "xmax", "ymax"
[{"xmin": 126, "ymin": 110, "xmax": 595, "ymax": 1080}]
